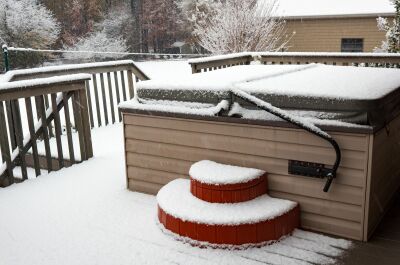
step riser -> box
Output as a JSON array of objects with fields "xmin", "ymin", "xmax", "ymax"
[
  {"xmin": 190, "ymin": 175, "xmax": 268, "ymax": 203},
  {"xmin": 158, "ymin": 205, "xmax": 300, "ymax": 246}
]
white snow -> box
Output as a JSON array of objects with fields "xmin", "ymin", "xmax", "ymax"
[
  {"xmin": 231, "ymin": 88, "xmax": 330, "ymax": 138},
  {"xmin": 0, "ymin": 59, "xmax": 142, "ymax": 83},
  {"xmin": 119, "ymin": 98, "xmax": 229, "ymax": 116},
  {"xmin": 157, "ymin": 179, "xmax": 296, "ymax": 225},
  {"xmin": 189, "ymin": 160, "xmax": 265, "ymax": 185},
  {"xmin": 228, "ymin": 102, "xmax": 370, "ymax": 129},
  {"xmin": 137, "ymin": 64, "xmax": 400, "ymax": 101},
  {"xmin": 0, "ymin": 123, "xmax": 352, "ymax": 265},
  {"xmin": 188, "ymin": 51, "xmax": 400, "ymax": 64},
  {"xmin": 271, "ymin": 0, "xmax": 395, "ymax": 18},
  {"xmin": 235, "ymin": 64, "xmax": 400, "ymax": 100},
  {"xmin": 136, "ymin": 60, "xmax": 193, "ymax": 80},
  {"xmin": 0, "ymin": 74, "xmax": 90, "ymax": 90},
  {"xmin": 137, "ymin": 64, "xmax": 308, "ymax": 91}
]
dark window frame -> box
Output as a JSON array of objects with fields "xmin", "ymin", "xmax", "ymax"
[{"xmin": 341, "ymin": 38, "xmax": 364, "ymax": 53}]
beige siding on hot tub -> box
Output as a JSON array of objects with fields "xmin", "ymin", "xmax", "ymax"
[
  {"xmin": 123, "ymin": 114, "xmax": 371, "ymax": 240},
  {"xmin": 365, "ymin": 115, "xmax": 400, "ymax": 240}
]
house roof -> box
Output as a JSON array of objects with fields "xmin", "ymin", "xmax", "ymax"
[{"xmin": 270, "ymin": 0, "xmax": 396, "ymax": 19}]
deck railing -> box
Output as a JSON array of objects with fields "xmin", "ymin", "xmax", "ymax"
[
  {"xmin": 189, "ymin": 52, "xmax": 400, "ymax": 73},
  {"xmin": 0, "ymin": 75, "xmax": 93, "ymax": 187},
  {"xmin": 4, "ymin": 60, "xmax": 150, "ymax": 128},
  {"xmin": 0, "ymin": 60, "xmax": 150, "ymax": 187}
]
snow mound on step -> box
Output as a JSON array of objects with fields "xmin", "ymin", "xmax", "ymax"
[
  {"xmin": 189, "ymin": 160, "xmax": 265, "ymax": 185},
  {"xmin": 157, "ymin": 179, "xmax": 297, "ymax": 225}
]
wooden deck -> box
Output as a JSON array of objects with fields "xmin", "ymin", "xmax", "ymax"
[{"xmin": 341, "ymin": 191, "xmax": 400, "ymax": 264}]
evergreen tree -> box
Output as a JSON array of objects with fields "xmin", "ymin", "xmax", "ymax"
[{"xmin": 376, "ymin": 0, "xmax": 400, "ymax": 53}]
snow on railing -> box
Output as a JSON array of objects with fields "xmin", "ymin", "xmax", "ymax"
[
  {"xmin": 189, "ymin": 52, "xmax": 400, "ymax": 73},
  {"xmin": 0, "ymin": 59, "xmax": 153, "ymax": 187},
  {"xmin": 3, "ymin": 60, "xmax": 150, "ymax": 128},
  {"xmin": 0, "ymin": 73, "xmax": 93, "ymax": 187}
]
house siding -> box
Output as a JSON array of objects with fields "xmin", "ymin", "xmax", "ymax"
[{"xmin": 284, "ymin": 16, "xmax": 392, "ymax": 52}]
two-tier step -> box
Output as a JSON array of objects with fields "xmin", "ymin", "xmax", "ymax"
[{"xmin": 157, "ymin": 160, "xmax": 300, "ymax": 247}]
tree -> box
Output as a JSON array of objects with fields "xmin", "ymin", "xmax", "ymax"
[
  {"xmin": 141, "ymin": 0, "xmax": 184, "ymax": 53},
  {"xmin": 0, "ymin": 0, "xmax": 60, "ymax": 68},
  {"xmin": 179, "ymin": 0, "xmax": 220, "ymax": 45},
  {"xmin": 60, "ymin": 0, "xmax": 102, "ymax": 46},
  {"xmin": 193, "ymin": 0, "xmax": 289, "ymax": 54},
  {"xmin": 0, "ymin": 0, "xmax": 60, "ymax": 48},
  {"xmin": 375, "ymin": 0, "xmax": 400, "ymax": 53},
  {"xmin": 63, "ymin": 4, "xmax": 130, "ymax": 60}
]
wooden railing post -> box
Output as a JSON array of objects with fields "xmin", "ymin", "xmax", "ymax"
[
  {"xmin": 10, "ymin": 99, "xmax": 28, "ymax": 180},
  {"xmin": 73, "ymin": 86, "xmax": 93, "ymax": 161},
  {"xmin": 0, "ymin": 101, "xmax": 14, "ymax": 186},
  {"xmin": 191, "ymin": 64, "xmax": 198, "ymax": 74},
  {"xmin": 127, "ymin": 69, "xmax": 134, "ymax": 99}
]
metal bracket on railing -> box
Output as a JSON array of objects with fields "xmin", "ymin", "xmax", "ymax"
[
  {"xmin": 229, "ymin": 89, "xmax": 341, "ymax": 192},
  {"xmin": 2, "ymin": 44, "xmax": 10, "ymax": 72}
]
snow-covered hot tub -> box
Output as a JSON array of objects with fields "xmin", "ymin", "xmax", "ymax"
[{"xmin": 119, "ymin": 64, "xmax": 400, "ymax": 241}]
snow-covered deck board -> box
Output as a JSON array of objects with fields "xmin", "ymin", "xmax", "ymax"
[{"xmin": 0, "ymin": 123, "xmax": 352, "ymax": 265}]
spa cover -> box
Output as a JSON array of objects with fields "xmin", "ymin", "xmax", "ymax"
[{"xmin": 137, "ymin": 64, "xmax": 400, "ymax": 126}]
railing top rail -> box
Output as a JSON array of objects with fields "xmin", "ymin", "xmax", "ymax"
[
  {"xmin": 188, "ymin": 51, "xmax": 400, "ymax": 65},
  {"xmin": 1, "ymin": 60, "xmax": 150, "ymax": 83},
  {"xmin": 0, "ymin": 74, "xmax": 90, "ymax": 100}
]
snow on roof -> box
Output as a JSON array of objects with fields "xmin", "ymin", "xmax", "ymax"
[
  {"xmin": 271, "ymin": 0, "xmax": 395, "ymax": 18},
  {"xmin": 189, "ymin": 160, "xmax": 265, "ymax": 185},
  {"xmin": 137, "ymin": 64, "xmax": 400, "ymax": 101},
  {"xmin": 157, "ymin": 179, "xmax": 297, "ymax": 225},
  {"xmin": 171, "ymin": 41, "xmax": 186, "ymax": 47}
]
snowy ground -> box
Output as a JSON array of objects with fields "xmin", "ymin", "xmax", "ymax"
[
  {"xmin": 0, "ymin": 123, "xmax": 352, "ymax": 265},
  {"xmin": 1, "ymin": 60, "xmax": 353, "ymax": 264}
]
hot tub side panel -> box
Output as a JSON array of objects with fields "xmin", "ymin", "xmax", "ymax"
[
  {"xmin": 365, "ymin": 115, "xmax": 400, "ymax": 240},
  {"xmin": 123, "ymin": 114, "xmax": 371, "ymax": 241}
]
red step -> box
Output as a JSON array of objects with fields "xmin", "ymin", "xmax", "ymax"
[
  {"xmin": 157, "ymin": 178, "xmax": 300, "ymax": 247},
  {"xmin": 189, "ymin": 160, "xmax": 268, "ymax": 203},
  {"xmin": 190, "ymin": 176, "xmax": 268, "ymax": 203}
]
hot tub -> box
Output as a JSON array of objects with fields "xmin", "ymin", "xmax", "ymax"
[{"xmin": 119, "ymin": 64, "xmax": 400, "ymax": 241}]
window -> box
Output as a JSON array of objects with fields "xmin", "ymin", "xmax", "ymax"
[{"xmin": 341, "ymin": 38, "xmax": 364, "ymax": 52}]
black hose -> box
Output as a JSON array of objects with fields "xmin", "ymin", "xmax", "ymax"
[{"xmin": 230, "ymin": 89, "xmax": 341, "ymax": 192}]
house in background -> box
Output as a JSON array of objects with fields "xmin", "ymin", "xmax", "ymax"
[{"xmin": 276, "ymin": 0, "xmax": 396, "ymax": 52}]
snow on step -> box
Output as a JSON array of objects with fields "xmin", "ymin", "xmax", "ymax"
[
  {"xmin": 189, "ymin": 160, "xmax": 268, "ymax": 203},
  {"xmin": 158, "ymin": 179, "xmax": 296, "ymax": 225},
  {"xmin": 189, "ymin": 160, "xmax": 265, "ymax": 185},
  {"xmin": 157, "ymin": 179, "xmax": 299, "ymax": 246}
]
